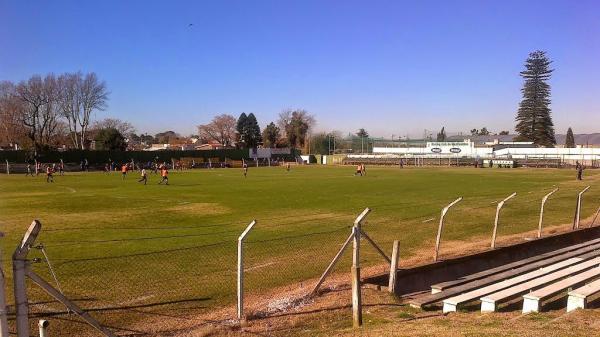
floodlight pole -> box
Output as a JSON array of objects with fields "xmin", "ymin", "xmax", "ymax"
[
  {"xmin": 573, "ymin": 186, "xmax": 591, "ymax": 230},
  {"xmin": 491, "ymin": 192, "xmax": 517, "ymax": 249},
  {"xmin": 537, "ymin": 188, "xmax": 558, "ymax": 238},
  {"xmin": 434, "ymin": 197, "xmax": 462, "ymax": 262},
  {"xmin": 237, "ymin": 220, "xmax": 256, "ymax": 322}
]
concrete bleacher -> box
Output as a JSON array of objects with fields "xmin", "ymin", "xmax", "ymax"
[
  {"xmin": 431, "ymin": 237, "xmax": 600, "ymax": 294},
  {"xmin": 566, "ymin": 278, "xmax": 600, "ymax": 312},
  {"xmin": 442, "ymin": 257, "xmax": 583, "ymax": 313},
  {"xmin": 410, "ymin": 240, "xmax": 600, "ymax": 309},
  {"xmin": 522, "ymin": 267, "xmax": 600, "ymax": 313},
  {"xmin": 480, "ymin": 256, "xmax": 600, "ymax": 312}
]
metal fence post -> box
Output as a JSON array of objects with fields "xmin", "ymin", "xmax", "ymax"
[
  {"xmin": 388, "ymin": 240, "xmax": 400, "ymax": 293},
  {"xmin": 352, "ymin": 226, "xmax": 362, "ymax": 328},
  {"xmin": 573, "ymin": 186, "xmax": 591, "ymax": 230},
  {"xmin": 590, "ymin": 205, "xmax": 600, "ymax": 228},
  {"xmin": 352, "ymin": 208, "xmax": 370, "ymax": 328},
  {"xmin": 538, "ymin": 188, "xmax": 558, "ymax": 238},
  {"xmin": 13, "ymin": 221, "xmax": 42, "ymax": 337},
  {"xmin": 491, "ymin": 192, "xmax": 516, "ymax": 249},
  {"xmin": 237, "ymin": 220, "xmax": 256, "ymax": 322},
  {"xmin": 310, "ymin": 231, "xmax": 354, "ymax": 296},
  {"xmin": 0, "ymin": 232, "xmax": 8, "ymax": 337},
  {"xmin": 434, "ymin": 197, "xmax": 462, "ymax": 261},
  {"xmin": 38, "ymin": 320, "xmax": 49, "ymax": 337}
]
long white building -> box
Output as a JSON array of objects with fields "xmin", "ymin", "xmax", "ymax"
[{"xmin": 367, "ymin": 140, "xmax": 600, "ymax": 162}]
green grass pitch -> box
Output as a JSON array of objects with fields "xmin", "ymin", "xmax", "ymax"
[{"xmin": 0, "ymin": 166, "xmax": 598, "ymax": 326}]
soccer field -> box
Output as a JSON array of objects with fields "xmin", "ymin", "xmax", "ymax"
[{"xmin": 0, "ymin": 166, "xmax": 599, "ymax": 334}]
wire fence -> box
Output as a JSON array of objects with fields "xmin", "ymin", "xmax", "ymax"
[{"xmin": 1, "ymin": 184, "xmax": 599, "ymax": 336}]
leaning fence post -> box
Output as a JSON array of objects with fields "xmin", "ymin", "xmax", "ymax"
[
  {"xmin": 352, "ymin": 226, "xmax": 361, "ymax": 328},
  {"xmin": 310, "ymin": 231, "xmax": 354, "ymax": 296},
  {"xmin": 237, "ymin": 220, "xmax": 256, "ymax": 322},
  {"xmin": 388, "ymin": 240, "xmax": 400, "ymax": 293},
  {"xmin": 573, "ymin": 186, "xmax": 591, "ymax": 230},
  {"xmin": 352, "ymin": 208, "xmax": 370, "ymax": 328},
  {"xmin": 538, "ymin": 188, "xmax": 558, "ymax": 238},
  {"xmin": 13, "ymin": 220, "xmax": 42, "ymax": 337},
  {"xmin": 0, "ymin": 232, "xmax": 9, "ymax": 337},
  {"xmin": 590, "ymin": 205, "xmax": 600, "ymax": 228},
  {"xmin": 434, "ymin": 197, "xmax": 462, "ymax": 261},
  {"xmin": 491, "ymin": 192, "xmax": 517, "ymax": 249}
]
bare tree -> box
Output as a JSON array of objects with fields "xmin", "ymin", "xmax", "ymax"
[
  {"xmin": 14, "ymin": 75, "xmax": 51, "ymax": 151},
  {"xmin": 39, "ymin": 74, "xmax": 63, "ymax": 147},
  {"xmin": 0, "ymin": 81, "xmax": 28, "ymax": 146},
  {"xmin": 57, "ymin": 72, "xmax": 82, "ymax": 148},
  {"xmin": 197, "ymin": 114, "xmax": 237, "ymax": 146},
  {"xmin": 78, "ymin": 73, "xmax": 109, "ymax": 149},
  {"xmin": 92, "ymin": 118, "xmax": 136, "ymax": 136},
  {"xmin": 57, "ymin": 72, "xmax": 108, "ymax": 149}
]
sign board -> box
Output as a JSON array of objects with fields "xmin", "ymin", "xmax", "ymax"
[
  {"xmin": 425, "ymin": 141, "xmax": 473, "ymax": 155},
  {"xmin": 249, "ymin": 148, "xmax": 291, "ymax": 159}
]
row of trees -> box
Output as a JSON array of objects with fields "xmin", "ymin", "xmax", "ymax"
[
  {"xmin": 196, "ymin": 109, "xmax": 315, "ymax": 150},
  {"xmin": 0, "ymin": 72, "xmax": 109, "ymax": 151}
]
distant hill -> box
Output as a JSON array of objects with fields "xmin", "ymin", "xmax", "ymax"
[{"xmin": 446, "ymin": 133, "xmax": 600, "ymax": 146}]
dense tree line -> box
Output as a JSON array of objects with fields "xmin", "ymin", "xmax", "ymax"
[
  {"xmin": 0, "ymin": 72, "xmax": 109, "ymax": 151},
  {"xmin": 196, "ymin": 108, "xmax": 314, "ymax": 150}
]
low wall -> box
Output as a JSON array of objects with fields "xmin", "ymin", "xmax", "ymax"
[
  {"xmin": 364, "ymin": 225, "xmax": 600, "ymax": 296},
  {"xmin": 0, "ymin": 149, "xmax": 299, "ymax": 165}
]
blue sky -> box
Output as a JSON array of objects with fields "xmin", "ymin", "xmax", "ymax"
[{"xmin": 1, "ymin": 0, "xmax": 599, "ymax": 138}]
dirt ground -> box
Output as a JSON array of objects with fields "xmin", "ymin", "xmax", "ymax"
[{"xmin": 166, "ymin": 219, "xmax": 600, "ymax": 337}]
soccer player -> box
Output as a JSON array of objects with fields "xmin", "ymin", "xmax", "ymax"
[
  {"xmin": 25, "ymin": 163, "xmax": 33, "ymax": 177},
  {"xmin": 361, "ymin": 164, "xmax": 366, "ymax": 176},
  {"xmin": 138, "ymin": 168, "xmax": 148, "ymax": 185},
  {"xmin": 46, "ymin": 165, "xmax": 54, "ymax": 183},
  {"xmin": 286, "ymin": 163, "xmax": 290, "ymax": 172},
  {"xmin": 576, "ymin": 161, "xmax": 584, "ymax": 180},
  {"xmin": 58, "ymin": 161, "xmax": 64, "ymax": 176},
  {"xmin": 158, "ymin": 166, "xmax": 169, "ymax": 185},
  {"xmin": 355, "ymin": 164, "xmax": 362, "ymax": 176},
  {"xmin": 121, "ymin": 163, "xmax": 128, "ymax": 179},
  {"xmin": 243, "ymin": 162, "xmax": 248, "ymax": 178}
]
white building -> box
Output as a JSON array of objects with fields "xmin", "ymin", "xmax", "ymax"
[{"xmin": 365, "ymin": 140, "xmax": 600, "ymax": 163}]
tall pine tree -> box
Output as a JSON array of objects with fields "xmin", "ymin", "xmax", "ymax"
[
  {"xmin": 236, "ymin": 113, "xmax": 248, "ymax": 147},
  {"xmin": 436, "ymin": 127, "xmax": 446, "ymax": 141},
  {"xmin": 565, "ymin": 127, "xmax": 576, "ymax": 148},
  {"xmin": 515, "ymin": 51, "xmax": 556, "ymax": 147},
  {"xmin": 245, "ymin": 113, "xmax": 262, "ymax": 148}
]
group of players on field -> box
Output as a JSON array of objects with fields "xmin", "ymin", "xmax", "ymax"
[
  {"xmin": 21, "ymin": 159, "xmax": 586, "ymax": 183},
  {"xmin": 24, "ymin": 162, "xmax": 64, "ymax": 182},
  {"xmin": 119, "ymin": 162, "xmax": 169, "ymax": 185}
]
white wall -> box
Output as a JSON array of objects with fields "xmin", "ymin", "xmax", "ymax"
[{"xmin": 371, "ymin": 145, "xmax": 600, "ymax": 160}]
